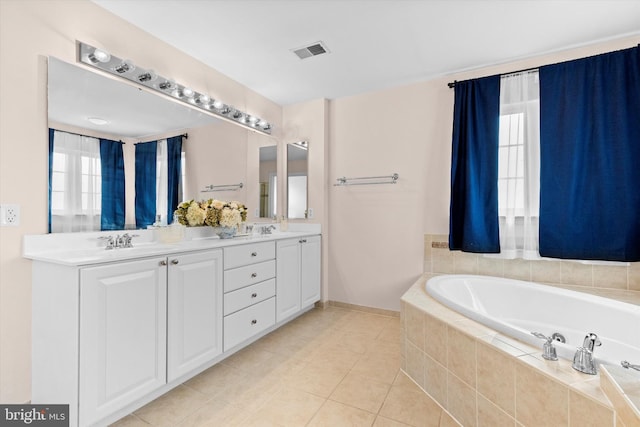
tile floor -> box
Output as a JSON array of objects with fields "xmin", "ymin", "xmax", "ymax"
[{"xmin": 111, "ymin": 306, "xmax": 460, "ymax": 427}]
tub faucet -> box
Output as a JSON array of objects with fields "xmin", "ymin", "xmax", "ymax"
[
  {"xmin": 621, "ymin": 361, "xmax": 640, "ymax": 371},
  {"xmin": 572, "ymin": 333, "xmax": 601, "ymax": 375},
  {"xmin": 531, "ymin": 332, "xmax": 558, "ymax": 361}
]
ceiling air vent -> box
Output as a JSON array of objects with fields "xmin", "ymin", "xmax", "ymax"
[{"xmin": 292, "ymin": 41, "xmax": 329, "ymax": 60}]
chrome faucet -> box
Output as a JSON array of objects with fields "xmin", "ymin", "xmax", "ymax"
[
  {"xmin": 260, "ymin": 225, "xmax": 276, "ymax": 235},
  {"xmin": 572, "ymin": 333, "xmax": 601, "ymax": 375},
  {"xmin": 531, "ymin": 332, "xmax": 559, "ymax": 361}
]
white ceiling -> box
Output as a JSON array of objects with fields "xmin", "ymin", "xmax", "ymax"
[{"xmin": 92, "ymin": 0, "xmax": 640, "ymax": 106}]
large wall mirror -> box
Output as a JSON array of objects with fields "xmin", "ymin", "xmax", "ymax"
[
  {"xmin": 287, "ymin": 141, "xmax": 308, "ymax": 219},
  {"xmin": 258, "ymin": 145, "xmax": 278, "ymax": 218},
  {"xmin": 48, "ymin": 57, "xmax": 252, "ymax": 233}
]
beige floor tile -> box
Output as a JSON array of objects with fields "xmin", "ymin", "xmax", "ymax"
[
  {"xmin": 379, "ymin": 385, "xmax": 442, "ymax": 427},
  {"xmin": 109, "ymin": 414, "xmax": 151, "ymax": 427},
  {"xmin": 134, "ymin": 385, "xmax": 209, "ymax": 427},
  {"xmin": 330, "ymin": 372, "xmax": 391, "ymax": 413},
  {"xmin": 308, "ymin": 400, "xmax": 376, "ymax": 426},
  {"xmin": 352, "ymin": 352, "xmax": 402, "ymax": 385},
  {"xmin": 177, "ymin": 399, "xmax": 248, "ymax": 427},
  {"xmin": 373, "ymin": 416, "xmax": 413, "ymax": 426},
  {"xmin": 244, "ymin": 386, "xmax": 325, "ymax": 427},
  {"xmin": 183, "ymin": 362, "xmax": 250, "ymax": 398},
  {"xmin": 280, "ymin": 361, "xmax": 350, "ymax": 398}
]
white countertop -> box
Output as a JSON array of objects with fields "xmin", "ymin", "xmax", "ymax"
[{"xmin": 23, "ymin": 223, "xmax": 320, "ymax": 267}]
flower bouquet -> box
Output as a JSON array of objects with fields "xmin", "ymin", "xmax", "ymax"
[{"xmin": 174, "ymin": 199, "xmax": 248, "ymax": 239}]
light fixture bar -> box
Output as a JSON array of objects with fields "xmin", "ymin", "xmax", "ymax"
[{"xmin": 77, "ymin": 41, "xmax": 273, "ymax": 135}]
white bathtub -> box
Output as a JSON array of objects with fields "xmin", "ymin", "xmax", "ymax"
[{"xmin": 425, "ymin": 275, "xmax": 640, "ymax": 368}]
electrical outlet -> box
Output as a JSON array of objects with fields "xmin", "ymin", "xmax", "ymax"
[
  {"xmin": 0, "ymin": 204, "xmax": 20, "ymax": 226},
  {"xmin": 307, "ymin": 208, "xmax": 314, "ymax": 219}
]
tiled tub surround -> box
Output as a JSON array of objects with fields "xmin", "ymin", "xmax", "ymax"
[
  {"xmin": 424, "ymin": 234, "xmax": 640, "ymax": 298},
  {"xmin": 401, "ymin": 275, "xmax": 640, "ymax": 427}
]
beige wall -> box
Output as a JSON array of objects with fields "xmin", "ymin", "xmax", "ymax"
[
  {"xmin": 0, "ymin": 0, "xmax": 281, "ymax": 402},
  {"xmin": 326, "ymin": 35, "xmax": 640, "ymax": 313}
]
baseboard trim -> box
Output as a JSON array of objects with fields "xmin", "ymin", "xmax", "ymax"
[{"xmin": 325, "ymin": 300, "xmax": 400, "ymax": 318}]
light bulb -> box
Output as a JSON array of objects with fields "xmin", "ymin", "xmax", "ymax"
[
  {"xmin": 212, "ymin": 100, "xmax": 224, "ymax": 109},
  {"xmin": 89, "ymin": 48, "xmax": 111, "ymax": 63},
  {"xmin": 158, "ymin": 79, "xmax": 175, "ymax": 90},
  {"xmin": 197, "ymin": 94, "xmax": 210, "ymax": 105},
  {"xmin": 114, "ymin": 59, "xmax": 135, "ymax": 74},
  {"xmin": 182, "ymin": 87, "xmax": 194, "ymax": 98},
  {"xmin": 248, "ymin": 116, "xmax": 259, "ymax": 124},
  {"xmin": 138, "ymin": 70, "xmax": 157, "ymax": 83}
]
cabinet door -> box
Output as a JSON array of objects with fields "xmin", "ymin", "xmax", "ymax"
[
  {"xmin": 301, "ymin": 235, "xmax": 321, "ymax": 308},
  {"xmin": 79, "ymin": 258, "xmax": 167, "ymax": 427},
  {"xmin": 167, "ymin": 250, "xmax": 223, "ymax": 382},
  {"xmin": 276, "ymin": 238, "xmax": 301, "ymax": 322}
]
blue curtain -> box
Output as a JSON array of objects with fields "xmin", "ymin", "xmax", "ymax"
[
  {"xmin": 135, "ymin": 141, "xmax": 157, "ymax": 229},
  {"xmin": 449, "ymin": 76, "xmax": 501, "ymax": 253},
  {"xmin": 48, "ymin": 129, "xmax": 55, "ymax": 233},
  {"xmin": 166, "ymin": 136, "xmax": 183, "ymax": 222},
  {"xmin": 539, "ymin": 46, "xmax": 640, "ymax": 262},
  {"xmin": 100, "ymin": 139, "xmax": 126, "ymax": 230}
]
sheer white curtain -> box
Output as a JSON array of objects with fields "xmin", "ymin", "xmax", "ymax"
[
  {"xmin": 156, "ymin": 139, "xmax": 169, "ymax": 225},
  {"xmin": 50, "ymin": 131, "xmax": 101, "ymax": 232},
  {"xmin": 496, "ymin": 70, "xmax": 540, "ymax": 259}
]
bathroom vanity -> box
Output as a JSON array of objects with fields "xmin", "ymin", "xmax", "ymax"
[{"xmin": 24, "ymin": 226, "xmax": 321, "ymax": 427}]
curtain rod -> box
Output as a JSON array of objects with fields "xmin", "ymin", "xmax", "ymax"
[
  {"xmin": 136, "ymin": 133, "xmax": 188, "ymax": 144},
  {"xmin": 50, "ymin": 128, "xmax": 125, "ymax": 144},
  {"xmin": 448, "ymin": 44, "xmax": 640, "ymax": 89},
  {"xmin": 447, "ymin": 66, "xmax": 538, "ymax": 88}
]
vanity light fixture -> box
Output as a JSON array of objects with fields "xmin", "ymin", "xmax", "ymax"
[{"xmin": 77, "ymin": 41, "xmax": 273, "ymax": 135}]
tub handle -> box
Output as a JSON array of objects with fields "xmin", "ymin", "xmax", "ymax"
[
  {"xmin": 531, "ymin": 332, "xmax": 558, "ymax": 361},
  {"xmin": 621, "ymin": 361, "xmax": 640, "ymax": 371}
]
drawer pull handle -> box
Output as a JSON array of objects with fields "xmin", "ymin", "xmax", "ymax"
[
  {"xmin": 159, "ymin": 260, "xmax": 167, "ymax": 266},
  {"xmin": 251, "ymin": 319, "xmax": 257, "ymax": 325},
  {"xmin": 251, "ymin": 273, "xmax": 257, "ymax": 278},
  {"xmin": 171, "ymin": 259, "xmax": 179, "ymax": 265},
  {"xmin": 251, "ymin": 293, "xmax": 258, "ymax": 298},
  {"xmin": 251, "ymin": 252, "xmax": 258, "ymax": 257},
  {"xmin": 299, "ymin": 239, "xmax": 307, "ymax": 243}
]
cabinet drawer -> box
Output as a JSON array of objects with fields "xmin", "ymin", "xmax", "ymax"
[
  {"xmin": 224, "ymin": 260, "xmax": 275, "ymax": 293},
  {"xmin": 224, "ymin": 279, "xmax": 276, "ymax": 316},
  {"xmin": 224, "ymin": 297, "xmax": 275, "ymax": 351},
  {"xmin": 224, "ymin": 241, "xmax": 275, "ymax": 269}
]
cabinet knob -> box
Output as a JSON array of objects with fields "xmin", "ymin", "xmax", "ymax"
[
  {"xmin": 171, "ymin": 259, "xmax": 179, "ymax": 265},
  {"xmin": 251, "ymin": 252, "xmax": 258, "ymax": 257},
  {"xmin": 159, "ymin": 260, "xmax": 167, "ymax": 266},
  {"xmin": 251, "ymin": 319, "xmax": 257, "ymax": 325},
  {"xmin": 251, "ymin": 293, "xmax": 258, "ymax": 298},
  {"xmin": 299, "ymin": 239, "xmax": 307, "ymax": 243},
  {"xmin": 251, "ymin": 273, "xmax": 257, "ymax": 278}
]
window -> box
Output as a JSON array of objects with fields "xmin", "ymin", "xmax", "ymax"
[
  {"xmin": 495, "ymin": 70, "xmax": 540, "ymax": 259},
  {"xmin": 50, "ymin": 131, "xmax": 102, "ymax": 232}
]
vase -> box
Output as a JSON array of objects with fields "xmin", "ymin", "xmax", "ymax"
[{"xmin": 212, "ymin": 226, "xmax": 237, "ymax": 239}]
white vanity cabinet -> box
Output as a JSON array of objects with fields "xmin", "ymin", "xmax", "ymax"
[
  {"xmin": 27, "ymin": 229, "xmax": 321, "ymax": 427},
  {"xmin": 32, "ymin": 249, "xmax": 223, "ymax": 427},
  {"xmin": 276, "ymin": 235, "xmax": 321, "ymax": 322},
  {"xmin": 167, "ymin": 250, "xmax": 223, "ymax": 382},
  {"xmin": 78, "ymin": 257, "xmax": 168, "ymax": 426},
  {"xmin": 223, "ymin": 241, "xmax": 277, "ymax": 351}
]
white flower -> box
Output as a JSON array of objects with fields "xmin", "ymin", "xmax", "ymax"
[
  {"xmin": 211, "ymin": 199, "xmax": 225, "ymax": 210},
  {"xmin": 186, "ymin": 203, "xmax": 206, "ymax": 226},
  {"xmin": 219, "ymin": 207, "xmax": 242, "ymax": 228}
]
